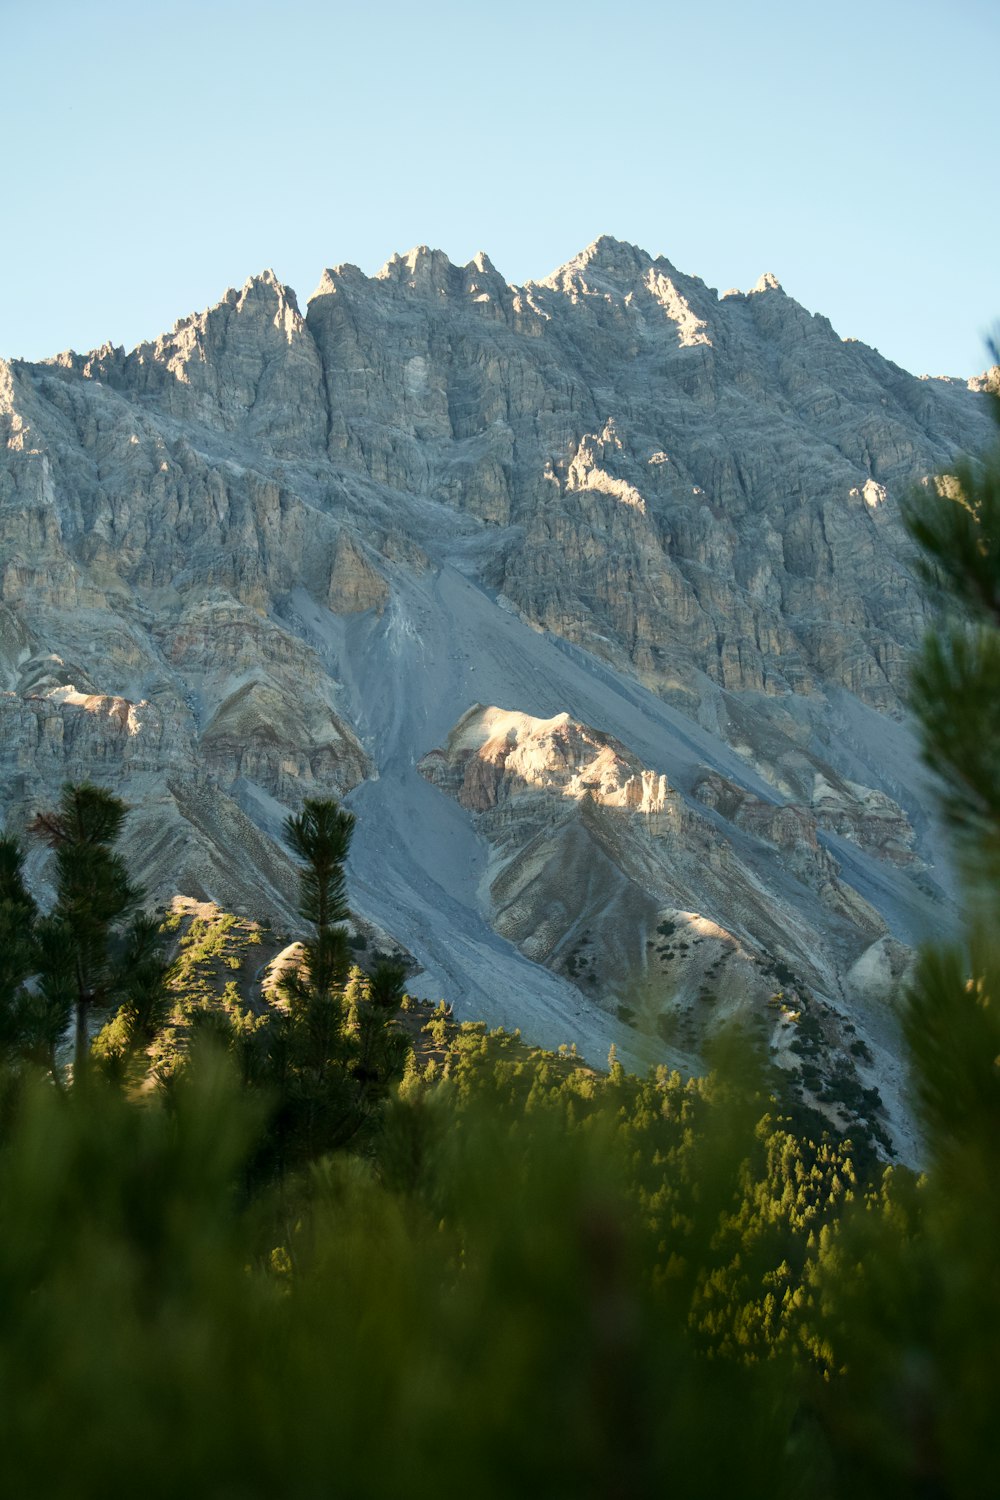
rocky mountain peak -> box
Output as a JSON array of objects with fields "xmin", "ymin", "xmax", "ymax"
[
  {"xmin": 375, "ymin": 245, "xmax": 458, "ymax": 294},
  {"xmin": 529, "ymin": 238, "xmax": 721, "ymax": 347},
  {"xmin": 210, "ymin": 269, "xmax": 304, "ymax": 332},
  {"xmin": 534, "ymin": 234, "xmax": 655, "ymax": 295},
  {"xmin": 308, "ymin": 262, "xmax": 370, "ymax": 302},
  {"xmin": 234, "ymin": 267, "xmax": 302, "ymax": 316},
  {"xmin": 468, "ymin": 250, "xmax": 500, "ymax": 277},
  {"xmin": 1, "ymin": 235, "xmax": 994, "ymax": 1150}
]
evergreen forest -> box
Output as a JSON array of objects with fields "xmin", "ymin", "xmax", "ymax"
[{"xmin": 0, "ymin": 389, "xmax": 998, "ymax": 1499}]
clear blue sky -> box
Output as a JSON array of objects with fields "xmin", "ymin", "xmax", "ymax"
[{"xmin": 3, "ymin": 0, "xmax": 997, "ymax": 376}]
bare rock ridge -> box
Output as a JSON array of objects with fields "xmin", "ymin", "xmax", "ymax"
[{"xmin": 0, "ymin": 237, "xmax": 993, "ymax": 1153}]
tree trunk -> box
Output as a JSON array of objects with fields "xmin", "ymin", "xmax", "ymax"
[{"xmin": 74, "ymin": 995, "xmax": 89, "ymax": 1081}]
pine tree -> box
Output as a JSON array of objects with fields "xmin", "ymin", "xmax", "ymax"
[
  {"xmin": 91, "ymin": 912, "xmax": 174, "ymax": 1082},
  {"xmin": 902, "ymin": 359, "xmax": 1000, "ymax": 891},
  {"xmin": 900, "ymin": 361, "xmax": 1000, "ymax": 1152},
  {"xmin": 802, "ymin": 356, "xmax": 1000, "ymax": 1494},
  {"xmin": 0, "ymin": 833, "xmax": 78, "ymax": 1077},
  {"xmin": 345, "ymin": 959, "xmax": 411, "ymax": 1101},
  {"xmin": 248, "ymin": 797, "xmax": 411, "ymax": 1172},
  {"xmin": 283, "ymin": 797, "xmax": 355, "ymax": 996},
  {"xmin": 29, "ymin": 782, "xmax": 165, "ymax": 1079},
  {"xmin": 0, "ymin": 835, "xmax": 42, "ymax": 1060}
]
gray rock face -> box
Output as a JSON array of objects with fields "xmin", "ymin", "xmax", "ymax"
[{"xmin": 0, "ymin": 237, "xmax": 992, "ymax": 1152}]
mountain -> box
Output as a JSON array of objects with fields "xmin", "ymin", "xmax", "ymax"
[{"xmin": 1, "ymin": 237, "xmax": 993, "ymax": 1153}]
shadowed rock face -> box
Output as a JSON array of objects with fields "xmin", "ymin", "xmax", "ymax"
[{"xmin": 0, "ymin": 237, "xmax": 993, "ymax": 1153}]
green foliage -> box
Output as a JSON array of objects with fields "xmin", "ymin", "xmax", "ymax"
[
  {"xmin": 908, "ymin": 626, "xmax": 1000, "ymax": 881},
  {"xmin": 28, "ymin": 781, "xmax": 165, "ymax": 1075},
  {"xmin": 0, "ymin": 835, "xmax": 41, "ymax": 1056},
  {"xmin": 795, "ymin": 358, "xmax": 1000, "ymax": 1496},
  {"xmin": 902, "ymin": 366, "xmax": 1000, "ymax": 627},
  {"xmin": 92, "ymin": 913, "xmax": 174, "ymax": 1076},
  {"xmin": 903, "ymin": 373, "xmax": 1000, "ymax": 883},
  {"xmin": 284, "ymin": 797, "xmax": 354, "ymax": 952},
  {"xmin": 0, "ymin": 785, "xmax": 171, "ymax": 1084},
  {"xmin": 0, "ymin": 1039, "xmax": 846, "ymax": 1499},
  {"xmin": 168, "ymin": 798, "xmax": 415, "ymax": 1177}
]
